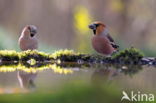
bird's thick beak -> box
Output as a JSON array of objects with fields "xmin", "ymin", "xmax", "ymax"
[
  {"xmin": 30, "ymin": 29, "xmax": 37, "ymax": 35},
  {"xmin": 88, "ymin": 24, "xmax": 96, "ymax": 30},
  {"xmin": 30, "ymin": 29, "xmax": 37, "ymax": 37}
]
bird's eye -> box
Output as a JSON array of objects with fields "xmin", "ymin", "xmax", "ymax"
[
  {"xmin": 27, "ymin": 26, "xmax": 31, "ymax": 31},
  {"xmin": 95, "ymin": 24, "xmax": 100, "ymax": 27}
]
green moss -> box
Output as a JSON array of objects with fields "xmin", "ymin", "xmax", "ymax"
[
  {"xmin": 50, "ymin": 49, "xmax": 79, "ymax": 62},
  {"xmin": 112, "ymin": 47, "xmax": 144, "ymax": 64},
  {"xmin": 0, "ymin": 49, "xmax": 148, "ymax": 75},
  {"xmin": 0, "ymin": 50, "xmax": 19, "ymax": 61},
  {"xmin": 50, "ymin": 49, "xmax": 86, "ymax": 62},
  {"xmin": 51, "ymin": 49, "xmax": 76, "ymax": 59},
  {"xmin": 19, "ymin": 50, "xmax": 50, "ymax": 62},
  {"xmin": 0, "ymin": 48, "xmax": 146, "ymax": 65}
]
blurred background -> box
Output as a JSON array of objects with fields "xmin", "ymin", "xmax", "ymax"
[
  {"xmin": 0, "ymin": 1, "xmax": 156, "ymax": 102},
  {"xmin": 0, "ymin": 0, "xmax": 156, "ymax": 56}
]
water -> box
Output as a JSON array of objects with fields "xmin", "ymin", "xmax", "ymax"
[
  {"xmin": 0, "ymin": 62, "xmax": 156, "ymax": 103},
  {"xmin": 0, "ymin": 62, "xmax": 155, "ymax": 93}
]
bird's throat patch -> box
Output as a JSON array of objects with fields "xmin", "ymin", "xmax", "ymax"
[{"xmin": 93, "ymin": 30, "xmax": 96, "ymax": 35}]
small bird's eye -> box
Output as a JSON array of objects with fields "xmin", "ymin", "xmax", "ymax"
[
  {"xmin": 95, "ymin": 24, "xmax": 100, "ymax": 27},
  {"xmin": 27, "ymin": 26, "xmax": 31, "ymax": 31}
]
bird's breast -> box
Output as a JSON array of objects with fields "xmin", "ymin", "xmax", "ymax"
[
  {"xmin": 19, "ymin": 37, "xmax": 38, "ymax": 51},
  {"xmin": 91, "ymin": 35, "xmax": 114, "ymax": 55}
]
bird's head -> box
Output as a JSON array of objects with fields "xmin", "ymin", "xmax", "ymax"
[
  {"xmin": 22, "ymin": 25, "xmax": 37, "ymax": 38},
  {"xmin": 88, "ymin": 21, "xmax": 106, "ymax": 35}
]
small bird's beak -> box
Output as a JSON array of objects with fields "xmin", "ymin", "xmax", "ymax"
[
  {"xmin": 88, "ymin": 24, "xmax": 96, "ymax": 30},
  {"xmin": 30, "ymin": 29, "xmax": 37, "ymax": 35},
  {"xmin": 88, "ymin": 24, "xmax": 96, "ymax": 35},
  {"xmin": 30, "ymin": 28, "xmax": 37, "ymax": 37}
]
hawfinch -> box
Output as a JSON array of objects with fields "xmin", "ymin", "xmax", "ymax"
[
  {"xmin": 18, "ymin": 25, "xmax": 38, "ymax": 51},
  {"xmin": 88, "ymin": 21, "xmax": 119, "ymax": 56}
]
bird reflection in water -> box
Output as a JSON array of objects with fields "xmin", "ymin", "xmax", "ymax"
[
  {"xmin": 91, "ymin": 64, "xmax": 143, "ymax": 86},
  {"xmin": 91, "ymin": 66, "xmax": 120, "ymax": 85},
  {"xmin": 17, "ymin": 71, "xmax": 37, "ymax": 90}
]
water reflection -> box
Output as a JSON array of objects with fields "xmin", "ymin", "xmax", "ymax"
[
  {"xmin": 0, "ymin": 61, "xmax": 143, "ymax": 75},
  {"xmin": 17, "ymin": 71, "xmax": 37, "ymax": 90},
  {"xmin": 0, "ymin": 61, "xmax": 153, "ymax": 93},
  {"xmin": 91, "ymin": 67, "xmax": 120, "ymax": 85}
]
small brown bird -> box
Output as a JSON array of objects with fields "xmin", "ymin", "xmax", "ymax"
[
  {"xmin": 88, "ymin": 21, "xmax": 119, "ymax": 56},
  {"xmin": 18, "ymin": 25, "xmax": 38, "ymax": 51}
]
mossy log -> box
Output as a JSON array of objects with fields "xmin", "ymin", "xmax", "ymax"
[{"xmin": 0, "ymin": 48, "xmax": 154, "ymax": 65}]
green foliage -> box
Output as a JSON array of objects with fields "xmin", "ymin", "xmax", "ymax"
[
  {"xmin": 51, "ymin": 49, "xmax": 76, "ymax": 59},
  {"xmin": 112, "ymin": 47, "xmax": 144, "ymax": 64},
  {"xmin": 0, "ymin": 50, "xmax": 19, "ymax": 61},
  {"xmin": 50, "ymin": 50, "xmax": 107, "ymax": 62},
  {"xmin": 19, "ymin": 50, "xmax": 50, "ymax": 61},
  {"xmin": 50, "ymin": 49, "xmax": 81, "ymax": 62}
]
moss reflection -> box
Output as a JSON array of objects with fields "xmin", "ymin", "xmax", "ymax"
[{"xmin": 0, "ymin": 61, "xmax": 143, "ymax": 76}]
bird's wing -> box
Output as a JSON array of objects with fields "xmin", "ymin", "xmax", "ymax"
[
  {"xmin": 106, "ymin": 33, "xmax": 114, "ymax": 42},
  {"xmin": 106, "ymin": 34, "xmax": 119, "ymax": 49},
  {"xmin": 111, "ymin": 43, "xmax": 119, "ymax": 49}
]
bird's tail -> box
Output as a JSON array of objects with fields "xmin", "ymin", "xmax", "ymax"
[{"xmin": 111, "ymin": 43, "xmax": 119, "ymax": 51}]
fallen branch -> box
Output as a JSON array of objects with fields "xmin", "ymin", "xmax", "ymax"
[{"xmin": 0, "ymin": 47, "xmax": 154, "ymax": 65}]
